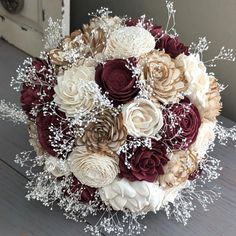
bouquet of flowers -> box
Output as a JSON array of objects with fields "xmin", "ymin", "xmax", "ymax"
[{"xmin": 1, "ymin": 1, "xmax": 236, "ymax": 235}]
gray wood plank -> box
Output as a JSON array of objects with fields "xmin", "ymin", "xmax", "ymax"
[{"xmin": 0, "ymin": 160, "xmax": 90, "ymax": 236}]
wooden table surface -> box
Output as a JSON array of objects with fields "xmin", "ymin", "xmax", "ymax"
[{"xmin": 0, "ymin": 39, "xmax": 236, "ymax": 236}]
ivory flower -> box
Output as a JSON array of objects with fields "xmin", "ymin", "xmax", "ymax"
[
  {"xmin": 99, "ymin": 178, "xmax": 165, "ymax": 213},
  {"xmin": 104, "ymin": 26, "xmax": 155, "ymax": 58},
  {"xmin": 53, "ymin": 66, "xmax": 96, "ymax": 117},
  {"xmin": 68, "ymin": 146, "xmax": 119, "ymax": 188},
  {"xmin": 175, "ymin": 54, "xmax": 210, "ymax": 109},
  {"xmin": 122, "ymin": 99, "xmax": 163, "ymax": 138}
]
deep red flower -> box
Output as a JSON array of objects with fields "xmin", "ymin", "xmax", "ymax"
[
  {"xmin": 36, "ymin": 109, "xmax": 74, "ymax": 157},
  {"xmin": 64, "ymin": 176, "xmax": 96, "ymax": 203},
  {"xmin": 119, "ymin": 137, "xmax": 169, "ymax": 182},
  {"xmin": 155, "ymin": 34, "xmax": 189, "ymax": 58},
  {"xmin": 95, "ymin": 59, "xmax": 140, "ymax": 106},
  {"xmin": 20, "ymin": 58, "xmax": 55, "ymax": 118},
  {"xmin": 161, "ymin": 97, "xmax": 201, "ymax": 150}
]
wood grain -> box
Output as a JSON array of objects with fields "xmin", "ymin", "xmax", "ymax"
[{"xmin": 1, "ymin": 39, "xmax": 236, "ymax": 236}]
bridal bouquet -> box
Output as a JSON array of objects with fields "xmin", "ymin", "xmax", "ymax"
[{"xmin": 1, "ymin": 1, "xmax": 236, "ymax": 235}]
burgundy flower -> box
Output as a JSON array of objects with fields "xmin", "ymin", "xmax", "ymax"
[
  {"xmin": 161, "ymin": 97, "xmax": 201, "ymax": 150},
  {"xmin": 155, "ymin": 34, "xmax": 189, "ymax": 58},
  {"xmin": 119, "ymin": 137, "xmax": 169, "ymax": 182},
  {"xmin": 65, "ymin": 176, "xmax": 96, "ymax": 203},
  {"xmin": 36, "ymin": 109, "xmax": 74, "ymax": 156},
  {"xmin": 20, "ymin": 58, "xmax": 55, "ymax": 118},
  {"xmin": 95, "ymin": 59, "xmax": 140, "ymax": 106},
  {"xmin": 188, "ymin": 166, "xmax": 203, "ymax": 181}
]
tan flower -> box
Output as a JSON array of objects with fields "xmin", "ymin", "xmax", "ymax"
[
  {"xmin": 139, "ymin": 50, "xmax": 187, "ymax": 104},
  {"xmin": 203, "ymin": 76, "xmax": 222, "ymax": 122},
  {"xmin": 158, "ymin": 150, "xmax": 198, "ymax": 188},
  {"xmin": 28, "ymin": 122, "xmax": 44, "ymax": 156},
  {"xmin": 68, "ymin": 146, "xmax": 119, "ymax": 188},
  {"xmin": 122, "ymin": 99, "xmax": 163, "ymax": 138},
  {"xmin": 78, "ymin": 110, "xmax": 127, "ymax": 155}
]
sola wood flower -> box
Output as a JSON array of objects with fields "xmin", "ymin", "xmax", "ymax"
[
  {"xmin": 122, "ymin": 98, "xmax": 163, "ymax": 138},
  {"xmin": 158, "ymin": 150, "xmax": 198, "ymax": 188},
  {"xmin": 203, "ymin": 76, "xmax": 222, "ymax": 122},
  {"xmin": 138, "ymin": 50, "xmax": 187, "ymax": 104},
  {"xmin": 78, "ymin": 110, "xmax": 127, "ymax": 155},
  {"xmin": 68, "ymin": 146, "xmax": 119, "ymax": 188},
  {"xmin": 99, "ymin": 178, "xmax": 165, "ymax": 213}
]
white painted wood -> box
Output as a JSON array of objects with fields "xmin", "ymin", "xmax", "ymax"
[{"xmin": 0, "ymin": 0, "xmax": 70, "ymax": 56}]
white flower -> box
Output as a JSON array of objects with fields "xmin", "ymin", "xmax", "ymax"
[
  {"xmin": 175, "ymin": 54, "xmax": 210, "ymax": 109},
  {"xmin": 99, "ymin": 178, "xmax": 165, "ymax": 213},
  {"xmin": 122, "ymin": 99, "xmax": 163, "ymax": 138},
  {"xmin": 104, "ymin": 26, "xmax": 155, "ymax": 59},
  {"xmin": 45, "ymin": 156, "xmax": 70, "ymax": 177},
  {"xmin": 68, "ymin": 146, "xmax": 119, "ymax": 188},
  {"xmin": 191, "ymin": 121, "xmax": 216, "ymax": 157},
  {"xmin": 53, "ymin": 66, "xmax": 96, "ymax": 117}
]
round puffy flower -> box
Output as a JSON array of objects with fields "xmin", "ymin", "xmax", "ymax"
[
  {"xmin": 203, "ymin": 76, "xmax": 222, "ymax": 122},
  {"xmin": 122, "ymin": 99, "xmax": 163, "ymax": 138},
  {"xmin": 191, "ymin": 121, "xmax": 216, "ymax": 157},
  {"xmin": 119, "ymin": 138, "xmax": 169, "ymax": 182},
  {"xmin": 53, "ymin": 65, "xmax": 96, "ymax": 117},
  {"xmin": 104, "ymin": 26, "xmax": 155, "ymax": 58},
  {"xmin": 161, "ymin": 97, "xmax": 201, "ymax": 150},
  {"xmin": 20, "ymin": 59, "xmax": 55, "ymax": 118},
  {"xmin": 68, "ymin": 146, "xmax": 119, "ymax": 188},
  {"xmin": 95, "ymin": 59, "xmax": 140, "ymax": 106},
  {"xmin": 158, "ymin": 150, "xmax": 198, "ymax": 188},
  {"xmin": 44, "ymin": 156, "xmax": 70, "ymax": 177},
  {"xmin": 175, "ymin": 54, "xmax": 210, "ymax": 109},
  {"xmin": 156, "ymin": 34, "xmax": 189, "ymax": 58},
  {"xmin": 138, "ymin": 50, "xmax": 187, "ymax": 104},
  {"xmin": 99, "ymin": 178, "xmax": 165, "ymax": 213},
  {"xmin": 36, "ymin": 109, "xmax": 75, "ymax": 156},
  {"xmin": 78, "ymin": 110, "xmax": 127, "ymax": 155},
  {"xmin": 64, "ymin": 176, "xmax": 96, "ymax": 203}
]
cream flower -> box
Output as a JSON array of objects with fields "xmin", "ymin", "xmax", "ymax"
[
  {"xmin": 139, "ymin": 50, "xmax": 187, "ymax": 104},
  {"xmin": 68, "ymin": 146, "xmax": 119, "ymax": 188},
  {"xmin": 104, "ymin": 26, "xmax": 155, "ymax": 59},
  {"xmin": 175, "ymin": 54, "xmax": 210, "ymax": 109},
  {"xmin": 99, "ymin": 178, "xmax": 165, "ymax": 213},
  {"xmin": 191, "ymin": 121, "xmax": 216, "ymax": 157},
  {"xmin": 53, "ymin": 66, "xmax": 96, "ymax": 117},
  {"xmin": 45, "ymin": 156, "xmax": 70, "ymax": 177},
  {"xmin": 122, "ymin": 99, "xmax": 163, "ymax": 138}
]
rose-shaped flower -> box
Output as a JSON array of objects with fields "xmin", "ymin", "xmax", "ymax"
[
  {"xmin": 155, "ymin": 34, "xmax": 189, "ymax": 58},
  {"xmin": 122, "ymin": 99, "xmax": 163, "ymax": 138},
  {"xmin": 191, "ymin": 121, "xmax": 216, "ymax": 157},
  {"xmin": 138, "ymin": 50, "xmax": 187, "ymax": 104},
  {"xmin": 119, "ymin": 138, "xmax": 169, "ymax": 182},
  {"xmin": 158, "ymin": 150, "xmax": 198, "ymax": 188},
  {"xmin": 20, "ymin": 59, "xmax": 55, "ymax": 118},
  {"xmin": 36, "ymin": 109, "xmax": 75, "ymax": 156},
  {"xmin": 99, "ymin": 178, "xmax": 165, "ymax": 213},
  {"xmin": 68, "ymin": 146, "xmax": 119, "ymax": 188},
  {"xmin": 65, "ymin": 176, "xmax": 96, "ymax": 203},
  {"xmin": 78, "ymin": 110, "xmax": 127, "ymax": 155},
  {"xmin": 175, "ymin": 54, "xmax": 210, "ymax": 109},
  {"xmin": 104, "ymin": 26, "xmax": 155, "ymax": 59},
  {"xmin": 53, "ymin": 65, "xmax": 97, "ymax": 117},
  {"xmin": 95, "ymin": 59, "xmax": 140, "ymax": 106},
  {"xmin": 161, "ymin": 97, "xmax": 201, "ymax": 150}
]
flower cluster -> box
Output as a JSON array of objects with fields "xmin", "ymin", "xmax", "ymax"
[{"xmin": 9, "ymin": 4, "xmax": 235, "ymax": 236}]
